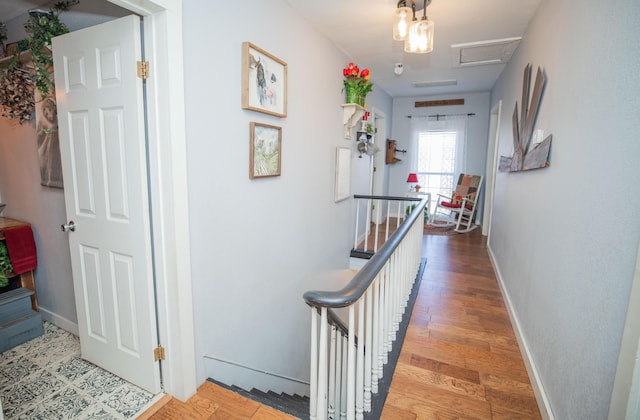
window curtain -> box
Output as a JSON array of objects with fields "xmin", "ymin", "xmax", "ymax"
[{"xmin": 409, "ymin": 115, "xmax": 468, "ymax": 176}]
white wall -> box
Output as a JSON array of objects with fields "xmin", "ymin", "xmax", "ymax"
[
  {"xmin": 489, "ymin": 0, "xmax": 640, "ymax": 418},
  {"xmin": 389, "ymin": 92, "xmax": 491, "ymax": 207},
  {"xmin": 0, "ymin": 119, "xmax": 75, "ymax": 327},
  {"xmin": 182, "ymin": 0, "xmax": 392, "ymax": 393}
]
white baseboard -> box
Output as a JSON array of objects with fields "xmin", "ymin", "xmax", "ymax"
[
  {"xmin": 486, "ymin": 245, "xmax": 554, "ymax": 420},
  {"xmin": 38, "ymin": 306, "xmax": 79, "ymax": 336}
]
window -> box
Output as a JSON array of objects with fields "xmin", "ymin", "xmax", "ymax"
[
  {"xmin": 417, "ymin": 131, "xmax": 458, "ymax": 213},
  {"xmin": 409, "ymin": 115, "xmax": 468, "ymax": 213}
]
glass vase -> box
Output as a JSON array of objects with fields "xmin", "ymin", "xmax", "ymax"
[{"xmin": 345, "ymin": 85, "xmax": 365, "ymax": 106}]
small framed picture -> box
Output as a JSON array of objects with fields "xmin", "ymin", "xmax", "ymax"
[
  {"xmin": 242, "ymin": 42, "xmax": 287, "ymax": 118},
  {"xmin": 5, "ymin": 42, "xmax": 20, "ymax": 57},
  {"xmin": 249, "ymin": 122, "xmax": 282, "ymax": 179}
]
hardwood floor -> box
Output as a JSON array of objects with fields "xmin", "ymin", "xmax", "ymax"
[
  {"xmin": 141, "ymin": 229, "xmax": 541, "ymax": 419},
  {"xmin": 381, "ymin": 229, "xmax": 541, "ymax": 419}
]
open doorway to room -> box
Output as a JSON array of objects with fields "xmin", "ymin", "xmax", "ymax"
[{"xmin": 0, "ymin": 0, "xmax": 194, "ymax": 417}]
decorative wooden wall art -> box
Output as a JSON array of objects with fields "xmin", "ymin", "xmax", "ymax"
[{"xmin": 499, "ymin": 64, "xmax": 552, "ymax": 172}]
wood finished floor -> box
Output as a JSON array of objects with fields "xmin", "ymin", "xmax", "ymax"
[{"xmin": 141, "ymin": 229, "xmax": 541, "ymax": 419}]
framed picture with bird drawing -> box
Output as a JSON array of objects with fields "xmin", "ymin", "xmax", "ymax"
[{"xmin": 242, "ymin": 42, "xmax": 287, "ymax": 118}]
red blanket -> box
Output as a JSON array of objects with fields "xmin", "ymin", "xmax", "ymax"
[{"xmin": 4, "ymin": 225, "xmax": 38, "ymax": 274}]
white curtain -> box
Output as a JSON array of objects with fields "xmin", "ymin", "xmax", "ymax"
[{"xmin": 409, "ymin": 114, "xmax": 468, "ymax": 176}]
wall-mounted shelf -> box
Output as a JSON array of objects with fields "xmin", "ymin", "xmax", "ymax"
[
  {"xmin": 386, "ymin": 139, "xmax": 402, "ymax": 164},
  {"xmin": 342, "ymin": 104, "xmax": 366, "ymax": 140}
]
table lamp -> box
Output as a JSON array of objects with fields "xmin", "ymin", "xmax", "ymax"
[{"xmin": 406, "ymin": 173, "xmax": 419, "ymax": 191}]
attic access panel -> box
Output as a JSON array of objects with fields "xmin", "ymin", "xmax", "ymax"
[{"xmin": 451, "ymin": 37, "xmax": 521, "ymax": 67}]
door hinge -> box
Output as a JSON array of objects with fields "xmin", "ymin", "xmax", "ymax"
[
  {"xmin": 154, "ymin": 345, "xmax": 165, "ymax": 361},
  {"xmin": 137, "ymin": 61, "xmax": 150, "ymax": 79}
]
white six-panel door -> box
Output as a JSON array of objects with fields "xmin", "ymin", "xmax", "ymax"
[{"xmin": 52, "ymin": 15, "xmax": 160, "ymax": 393}]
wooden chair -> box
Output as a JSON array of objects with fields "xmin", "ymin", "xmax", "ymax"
[{"xmin": 432, "ymin": 174, "xmax": 483, "ymax": 233}]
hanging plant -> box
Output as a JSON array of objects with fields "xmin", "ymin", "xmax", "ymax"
[
  {"xmin": 23, "ymin": 0, "xmax": 79, "ymax": 98},
  {"xmin": 0, "ymin": 59, "xmax": 35, "ymax": 124}
]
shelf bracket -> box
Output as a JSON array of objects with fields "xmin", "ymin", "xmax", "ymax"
[{"xmin": 342, "ymin": 104, "xmax": 366, "ymax": 140}]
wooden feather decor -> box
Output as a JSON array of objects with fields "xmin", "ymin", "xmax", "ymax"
[{"xmin": 499, "ymin": 63, "xmax": 552, "ymax": 172}]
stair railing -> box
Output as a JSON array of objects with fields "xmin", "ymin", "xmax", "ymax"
[
  {"xmin": 304, "ymin": 195, "xmax": 427, "ymax": 420},
  {"xmin": 351, "ymin": 195, "xmax": 420, "ymax": 257}
]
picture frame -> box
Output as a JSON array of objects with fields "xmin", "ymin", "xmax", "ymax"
[
  {"xmin": 35, "ymin": 89, "xmax": 64, "ymax": 189},
  {"xmin": 5, "ymin": 42, "xmax": 20, "ymax": 57},
  {"xmin": 249, "ymin": 122, "xmax": 282, "ymax": 179},
  {"xmin": 4, "ymin": 40, "xmax": 28, "ymax": 57},
  {"xmin": 242, "ymin": 42, "xmax": 287, "ymax": 118},
  {"xmin": 335, "ymin": 147, "xmax": 351, "ymax": 202}
]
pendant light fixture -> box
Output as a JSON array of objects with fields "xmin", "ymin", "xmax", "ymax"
[
  {"xmin": 393, "ymin": 1, "xmax": 413, "ymax": 41},
  {"xmin": 393, "ymin": 0, "xmax": 434, "ymax": 54}
]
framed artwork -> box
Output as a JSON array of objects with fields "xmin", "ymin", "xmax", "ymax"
[
  {"xmin": 335, "ymin": 147, "xmax": 351, "ymax": 202},
  {"xmin": 242, "ymin": 42, "xmax": 287, "ymax": 118},
  {"xmin": 36, "ymin": 86, "xmax": 64, "ymax": 189},
  {"xmin": 249, "ymin": 122, "xmax": 282, "ymax": 179}
]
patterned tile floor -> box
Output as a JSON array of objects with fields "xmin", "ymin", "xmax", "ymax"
[{"xmin": 0, "ymin": 321, "xmax": 159, "ymax": 419}]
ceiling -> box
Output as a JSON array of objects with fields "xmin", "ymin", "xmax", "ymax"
[
  {"xmin": 2, "ymin": 0, "xmax": 541, "ymax": 98},
  {"xmin": 286, "ymin": 0, "xmax": 541, "ymax": 97}
]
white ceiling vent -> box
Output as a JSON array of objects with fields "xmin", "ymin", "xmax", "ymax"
[
  {"xmin": 451, "ymin": 37, "xmax": 521, "ymax": 68},
  {"xmin": 412, "ymin": 79, "xmax": 458, "ymax": 88}
]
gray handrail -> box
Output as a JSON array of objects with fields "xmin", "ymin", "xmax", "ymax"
[{"xmin": 303, "ymin": 195, "xmax": 428, "ymax": 309}]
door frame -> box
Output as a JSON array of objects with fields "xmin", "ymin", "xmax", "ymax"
[
  {"xmin": 609, "ymin": 241, "xmax": 640, "ymax": 419},
  {"xmin": 482, "ymin": 100, "xmax": 502, "ymax": 240},
  {"xmin": 369, "ymin": 107, "xmax": 386, "ymax": 224},
  {"xmin": 106, "ymin": 0, "xmax": 196, "ymax": 401}
]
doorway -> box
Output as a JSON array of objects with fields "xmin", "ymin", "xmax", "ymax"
[{"xmin": 49, "ymin": 0, "xmax": 195, "ymax": 401}]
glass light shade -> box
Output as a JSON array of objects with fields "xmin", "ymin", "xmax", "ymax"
[
  {"xmin": 393, "ymin": 6, "xmax": 413, "ymax": 41},
  {"xmin": 404, "ymin": 18, "xmax": 434, "ymax": 53}
]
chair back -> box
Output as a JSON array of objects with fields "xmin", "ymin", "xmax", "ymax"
[{"xmin": 451, "ymin": 174, "xmax": 482, "ymax": 206}]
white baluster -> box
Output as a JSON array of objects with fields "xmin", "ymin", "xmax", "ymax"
[
  {"xmin": 372, "ymin": 277, "xmax": 380, "ymax": 391},
  {"xmin": 385, "ymin": 201, "xmax": 391, "ymax": 242},
  {"xmin": 347, "ymin": 306, "xmax": 355, "ymax": 420},
  {"xmin": 310, "ymin": 307, "xmax": 318, "ymax": 420},
  {"xmin": 391, "ymin": 252, "xmax": 400, "ymax": 341},
  {"xmin": 354, "ymin": 199, "xmax": 360, "ymax": 250},
  {"xmin": 340, "ymin": 336, "xmax": 348, "ymax": 420},
  {"xmin": 318, "ymin": 308, "xmax": 328, "ymax": 420},
  {"xmin": 335, "ymin": 333, "xmax": 343, "ymax": 420},
  {"xmin": 383, "ymin": 262, "xmax": 391, "ymax": 364},
  {"xmin": 329, "ymin": 326, "xmax": 337, "ymax": 420},
  {"xmin": 364, "ymin": 287, "xmax": 373, "ymax": 412},
  {"xmin": 364, "ymin": 199, "xmax": 371, "ymax": 251},
  {"xmin": 356, "ymin": 299, "xmax": 364, "ymax": 420}
]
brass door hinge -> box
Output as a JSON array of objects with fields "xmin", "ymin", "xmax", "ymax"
[
  {"xmin": 154, "ymin": 345, "xmax": 165, "ymax": 361},
  {"xmin": 137, "ymin": 61, "xmax": 150, "ymax": 79}
]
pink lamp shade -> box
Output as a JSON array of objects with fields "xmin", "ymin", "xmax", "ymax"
[{"xmin": 406, "ymin": 173, "xmax": 419, "ymax": 183}]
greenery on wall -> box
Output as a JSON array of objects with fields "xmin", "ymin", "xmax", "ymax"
[
  {"xmin": 24, "ymin": 0, "xmax": 79, "ymax": 98},
  {"xmin": 0, "ymin": 0, "xmax": 79, "ymax": 124}
]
